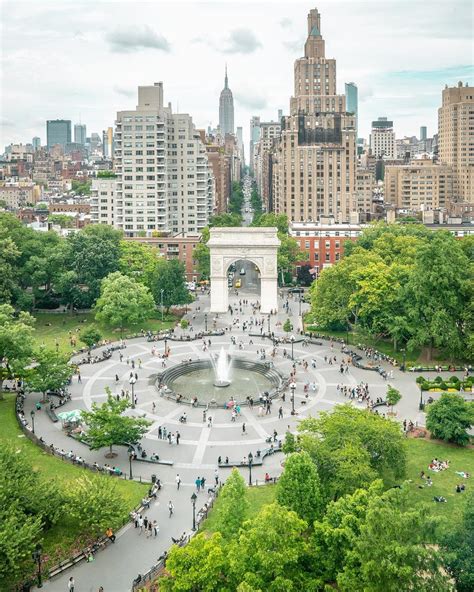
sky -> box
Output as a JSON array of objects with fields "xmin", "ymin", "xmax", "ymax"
[{"xmin": 0, "ymin": 0, "xmax": 472, "ymax": 152}]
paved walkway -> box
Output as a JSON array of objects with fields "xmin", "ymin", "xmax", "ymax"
[{"xmin": 30, "ymin": 285, "xmax": 464, "ymax": 592}]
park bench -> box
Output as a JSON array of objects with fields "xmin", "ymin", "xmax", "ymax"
[{"xmin": 46, "ymin": 407, "xmax": 59, "ymax": 422}]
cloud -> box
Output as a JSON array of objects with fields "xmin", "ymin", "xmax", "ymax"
[
  {"xmin": 235, "ymin": 92, "xmax": 267, "ymax": 110},
  {"xmin": 279, "ymin": 18, "xmax": 292, "ymax": 28},
  {"xmin": 283, "ymin": 38, "xmax": 304, "ymax": 52},
  {"xmin": 106, "ymin": 26, "xmax": 170, "ymax": 53},
  {"xmin": 222, "ymin": 28, "xmax": 262, "ymax": 54},
  {"xmin": 113, "ymin": 85, "xmax": 135, "ymax": 98}
]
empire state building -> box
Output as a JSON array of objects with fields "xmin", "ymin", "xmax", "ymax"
[{"xmin": 219, "ymin": 66, "xmax": 234, "ymax": 136}]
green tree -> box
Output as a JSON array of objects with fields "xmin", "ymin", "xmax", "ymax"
[
  {"xmin": 276, "ymin": 451, "xmax": 323, "ymax": 523},
  {"xmin": 252, "ymin": 213, "xmax": 289, "ymax": 235},
  {"xmin": 386, "ymin": 385, "xmax": 402, "ymax": 413},
  {"xmin": 212, "ymin": 468, "xmax": 249, "ymax": 538},
  {"xmin": 426, "ymin": 393, "xmax": 473, "ymax": 446},
  {"xmin": 442, "ymin": 489, "xmax": 474, "ymax": 592},
  {"xmin": 180, "ymin": 319, "xmax": 189, "ymax": 330},
  {"xmin": 406, "ymin": 232, "xmax": 471, "ymax": 360},
  {"xmin": 159, "ymin": 532, "xmax": 228, "ymax": 592},
  {"xmin": 25, "ymin": 347, "xmax": 72, "ymax": 400},
  {"xmin": 81, "ymin": 392, "xmax": 151, "ymax": 456},
  {"xmin": 79, "ymin": 325, "xmax": 102, "ymax": 349},
  {"xmin": 193, "ymin": 241, "xmax": 210, "ymax": 279},
  {"xmin": 230, "ymin": 503, "xmax": 309, "ymax": 591},
  {"xmin": 312, "ymin": 480, "xmax": 385, "ymax": 582},
  {"xmin": 0, "ymin": 223, "xmax": 20, "ymax": 303},
  {"xmin": 0, "ymin": 305, "xmax": 35, "ymax": 397},
  {"xmin": 209, "ymin": 213, "xmax": 242, "ymax": 227},
  {"xmin": 149, "ymin": 259, "xmax": 192, "ymax": 310},
  {"xmin": 118, "ymin": 240, "xmax": 160, "ymax": 285},
  {"xmin": 337, "ymin": 487, "xmax": 452, "ymax": 592},
  {"xmin": 298, "ymin": 405, "xmax": 406, "ymax": 500},
  {"xmin": 68, "ymin": 475, "xmax": 128, "ymax": 535},
  {"xmin": 48, "ymin": 214, "xmax": 74, "ymax": 228},
  {"xmin": 71, "ymin": 179, "xmax": 92, "ymax": 195},
  {"xmin": 282, "ymin": 431, "xmax": 298, "ymax": 454},
  {"xmin": 95, "ymin": 271, "xmax": 155, "ymax": 335},
  {"xmin": 283, "ymin": 318, "xmax": 293, "ymax": 333}
]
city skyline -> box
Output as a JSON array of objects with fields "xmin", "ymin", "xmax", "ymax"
[{"xmin": 1, "ymin": 0, "xmax": 472, "ymax": 148}]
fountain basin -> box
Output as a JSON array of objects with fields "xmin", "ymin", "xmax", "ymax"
[{"xmin": 156, "ymin": 358, "xmax": 284, "ymax": 406}]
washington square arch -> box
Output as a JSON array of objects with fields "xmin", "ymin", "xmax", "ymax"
[{"xmin": 208, "ymin": 227, "xmax": 280, "ymax": 314}]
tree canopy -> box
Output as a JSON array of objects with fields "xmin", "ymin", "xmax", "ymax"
[{"xmin": 426, "ymin": 393, "xmax": 473, "ymax": 446}]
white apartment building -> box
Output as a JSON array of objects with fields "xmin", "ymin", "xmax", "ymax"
[
  {"xmin": 112, "ymin": 82, "xmax": 214, "ymax": 237},
  {"xmin": 370, "ymin": 117, "xmax": 396, "ymax": 159},
  {"xmin": 90, "ymin": 176, "xmax": 115, "ymax": 225}
]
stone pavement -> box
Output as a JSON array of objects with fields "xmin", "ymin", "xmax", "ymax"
[{"xmin": 30, "ymin": 284, "xmax": 463, "ymax": 591}]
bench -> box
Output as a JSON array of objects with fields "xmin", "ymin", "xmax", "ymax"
[
  {"xmin": 46, "ymin": 407, "xmax": 59, "ymax": 422},
  {"xmin": 135, "ymin": 457, "xmax": 174, "ymax": 466}
]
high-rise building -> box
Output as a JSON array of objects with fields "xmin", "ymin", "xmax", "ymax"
[
  {"xmin": 345, "ymin": 82, "xmax": 358, "ymax": 138},
  {"xmin": 420, "ymin": 126, "xmax": 427, "ymax": 141},
  {"xmin": 32, "ymin": 137, "xmax": 41, "ymax": 151},
  {"xmin": 254, "ymin": 118, "xmax": 281, "ymax": 210},
  {"xmin": 249, "ymin": 116, "xmax": 261, "ymax": 174},
  {"xmin": 271, "ymin": 8, "xmax": 357, "ymax": 222},
  {"xmin": 236, "ymin": 126, "xmax": 245, "ymax": 166},
  {"xmin": 369, "ymin": 117, "xmax": 396, "ymax": 159},
  {"xmin": 74, "ymin": 123, "xmax": 87, "ymax": 145},
  {"xmin": 46, "ymin": 119, "xmax": 71, "ymax": 148},
  {"xmin": 113, "ymin": 82, "xmax": 214, "ymax": 237},
  {"xmin": 384, "ymin": 158, "xmax": 456, "ymax": 210},
  {"xmin": 102, "ymin": 127, "xmax": 114, "ymax": 158},
  {"xmin": 219, "ymin": 66, "xmax": 234, "ymax": 137},
  {"xmin": 438, "ymin": 81, "xmax": 474, "ymax": 202}
]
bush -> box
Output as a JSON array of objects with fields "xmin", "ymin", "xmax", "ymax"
[
  {"xmin": 426, "ymin": 393, "xmax": 473, "ymax": 446},
  {"xmin": 434, "ymin": 376, "xmax": 443, "ymax": 384},
  {"xmin": 416, "ymin": 376, "xmax": 425, "ymax": 385},
  {"xmin": 180, "ymin": 319, "xmax": 189, "ymax": 330}
]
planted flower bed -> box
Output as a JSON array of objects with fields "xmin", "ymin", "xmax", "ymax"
[{"xmin": 416, "ymin": 375, "xmax": 474, "ymax": 392}]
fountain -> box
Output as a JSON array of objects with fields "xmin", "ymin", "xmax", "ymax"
[{"xmin": 212, "ymin": 347, "xmax": 232, "ymax": 387}]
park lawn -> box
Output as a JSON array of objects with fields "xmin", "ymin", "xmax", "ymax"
[
  {"xmin": 0, "ymin": 393, "xmax": 148, "ymax": 578},
  {"xmin": 32, "ymin": 311, "xmax": 176, "ymax": 354},
  {"xmin": 200, "ymin": 483, "xmax": 276, "ymax": 533},
  {"xmin": 404, "ymin": 437, "xmax": 474, "ymax": 524}
]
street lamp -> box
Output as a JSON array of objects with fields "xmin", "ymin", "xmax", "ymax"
[
  {"xmin": 248, "ymin": 452, "xmax": 253, "ymax": 486},
  {"xmin": 290, "ymin": 334, "xmax": 295, "ymax": 361},
  {"xmin": 30, "ymin": 409, "xmax": 35, "ymax": 434},
  {"xmin": 419, "ymin": 384, "xmax": 424, "ymax": 411},
  {"xmin": 164, "ymin": 336, "xmax": 168, "ymax": 357},
  {"xmin": 129, "ymin": 376, "xmax": 136, "ymax": 408},
  {"xmin": 204, "ymin": 313, "xmax": 208, "ymax": 332},
  {"xmin": 191, "ymin": 492, "xmax": 197, "ymax": 531},
  {"xmin": 290, "ymin": 382, "xmax": 296, "ymax": 415},
  {"xmin": 160, "ymin": 289, "xmax": 164, "ymax": 322},
  {"xmin": 129, "ymin": 452, "xmax": 134, "ymax": 480},
  {"xmin": 400, "ymin": 348, "xmax": 406, "ymax": 372},
  {"xmin": 32, "ymin": 543, "xmax": 43, "ymax": 588},
  {"xmin": 267, "ymin": 314, "xmax": 271, "ymax": 336},
  {"xmin": 298, "ymin": 293, "xmax": 302, "ymax": 317}
]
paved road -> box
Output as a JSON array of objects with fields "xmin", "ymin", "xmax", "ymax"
[{"xmin": 29, "ymin": 276, "xmax": 463, "ymax": 591}]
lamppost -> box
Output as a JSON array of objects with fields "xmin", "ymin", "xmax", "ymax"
[
  {"xmin": 129, "ymin": 452, "xmax": 134, "ymax": 480},
  {"xmin": 248, "ymin": 452, "xmax": 254, "ymax": 485},
  {"xmin": 160, "ymin": 289, "xmax": 164, "ymax": 322},
  {"xmin": 298, "ymin": 293, "xmax": 302, "ymax": 317},
  {"xmin": 32, "ymin": 543, "xmax": 43, "ymax": 588},
  {"xmin": 191, "ymin": 492, "xmax": 197, "ymax": 531},
  {"xmin": 400, "ymin": 348, "xmax": 406, "ymax": 372},
  {"xmin": 129, "ymin": 376, "xmax": 136, "ymax": 408},
  {"xmin": 30, "ymin": 409, "xmax": 35, "ymax": 434},
  {"xmin": 290, "ymin": 382, "xmax": 296, "ymax": 415},
  {"xmin": 419, "ymin": 383, "xmax": 424, "ymax": 411},
  {"xmin": 267, "ymin": 314, "xmax": 271, "ymax": 336},
  {"xmin": 290, "ymin": 334, "xmax": 295, "ymax": 361},
  {"xmin": 204, "ymin": 313, "xmax": 208, "ymax": 332},
  {"xmin": 164, "ymin": 336, "xmax": 168, "ymax": 357}
]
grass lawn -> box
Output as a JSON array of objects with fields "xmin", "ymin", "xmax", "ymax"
[
  {"xmin": 33, "ymin": 312, "xmax": 177, "ymax": 354},
  {"xmin": 404, "ymin": 437, "xmax": 473, "ymax": 524},
  {"xmin": 0, "ymin": 393, "xmax": 148, "ymax": 581},
  {"xmin": 200, "ymin": 483, "xmax": 276, "ymax": 533}
]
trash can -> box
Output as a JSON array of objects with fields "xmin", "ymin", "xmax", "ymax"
[{"xmin": 151, "ymin": 474, "xmax": 157, "ymax": 484}]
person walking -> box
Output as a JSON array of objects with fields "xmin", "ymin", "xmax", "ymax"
[
  {"xmin": 214, "ymin": 468, "xmax": 219, "ymax": 485},
  {"xmin": 242, "ymin": 422, "xmax": 246, "ymax": 435},
  {"xmin": 152, "ymin": 520, "xmax": 159, "ymax": 537},
  {"xmin": 68, "ymin": 577, "xmax": 75, "ymax": 591},
  {"xmin": 168, "ymin": 500, "xmax": 174, "ymax": 517},
  {"xmin": 195, "ymin": 476, "xmax": 201, "ymax": 492},
  {"xmin": 176, "ymin": 430, "xmax": 180, "ymax": 445},
  {"xmin": 106, "ymin": 527, "xmax": 116, "ymax": 543},
  {"xmin": 278, "ymin": 406, "xmax": 283, "ymax": 419},
  {"xmin": 176, "ymin": 474, "xmax": 181, "ymax": 490},
  {"xmin": 200, "ymin": 476, "xmax": 206, "ymax": 490},
  {"xmin": 137, "ymin": 514, "xmax": 144, "ymax": 533}
]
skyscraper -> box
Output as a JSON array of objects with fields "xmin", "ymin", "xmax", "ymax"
[
  {"xmin": 345, "ymin": 82, "xmax": 358, "ymax": 138},
  {"xmin": 271, "ymin": 7, "xmax": 357, "ymax": 222},
  {"xmin": 32, "ymin": 137, "xmax": 41, "ymax": 151},
  {"xmin": 369, "ymin": 117, "xmax": 396, "ymax": 159},
  {"xmin": 420, "ymin": 126, "xmax": 427, "ymax": 141},
  {"xmin": 438, "ymin": 82, "xmax": 474, "ymax": 202},
  {"xmin": 112, "ymin": 82, "xmax": 214, "ymax": 237},
  {"xmin": 219, "ymin": 66, "xmax": 234, "ymax": 137},
  {"xmin": 249, "ymin": 116, "xmax": 261, "ymax": 174},
  {"xmin": 46, "ymin": 119, "xmax": 71, "ymax": 148},
  {"xmin": 74, "ymin": 123, "xmax": 87, "ymax": 145}
]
